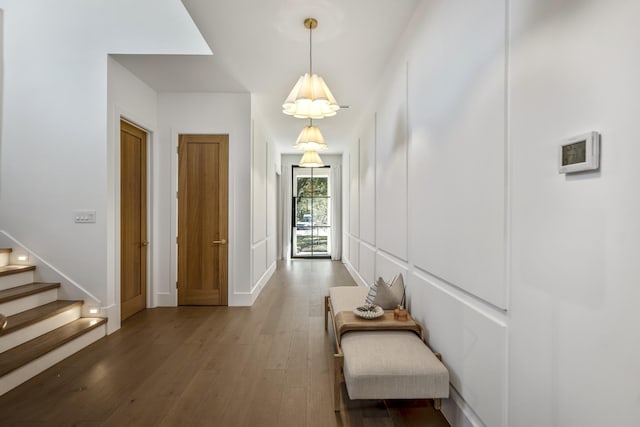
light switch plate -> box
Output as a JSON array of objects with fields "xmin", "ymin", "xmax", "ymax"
[{"xmin": 74, "ymin": 210, "xmax": 96, "ymax": 223}]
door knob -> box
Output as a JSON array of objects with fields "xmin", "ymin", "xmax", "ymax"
[
  {"xmin": 212, "ymin": 239, "xmax": 227, "ymax": 245},
  {"xmin": 141, "ymin": 241, "xmax": 149, "ymax": 247}
]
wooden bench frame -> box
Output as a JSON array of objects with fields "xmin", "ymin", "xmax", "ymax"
[{"xmin": 324, "ymin": 295, "xmax": 443, "ymax": 411}]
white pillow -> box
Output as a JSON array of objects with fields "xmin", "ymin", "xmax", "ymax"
[{"xmin": 365, "ymin": 274, "xmax": 405, "ymax": 310}]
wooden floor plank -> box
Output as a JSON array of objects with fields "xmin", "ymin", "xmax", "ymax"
[{"xmin": 0, "ymin": 260, "xmax": 450, "ymax": 427}]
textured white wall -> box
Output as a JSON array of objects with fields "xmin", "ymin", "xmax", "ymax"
[{"xmin": 343, "ymin": 0, "xmax": 640, "ymax": 426}]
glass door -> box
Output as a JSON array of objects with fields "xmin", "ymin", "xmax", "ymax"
[{"xmin": 292, "ymin": 166, "xmax": 331, "ymax": 258}]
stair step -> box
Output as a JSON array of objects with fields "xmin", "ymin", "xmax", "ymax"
[
  {"xmin": 0, "ymin": 317, "xmax": 107, "ymax": 377},
  {"xmin": 0, "ymin": 250, "xmax": 11, "ymax": 268},
  {"xmin": 0, "ymin": 265, "xmax": 35, "ymax": 277},
  {"xmin": 0, "ymin": 300, "xmax": 82, "ymax": 337},
  {"xmin": 0, "ymin": 282, "xmax": 59, "ymax": 305}
]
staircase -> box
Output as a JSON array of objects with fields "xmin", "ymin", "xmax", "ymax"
[{"xmin": 0, "ymin": 248, "xmax": 107, "ymax": 396}]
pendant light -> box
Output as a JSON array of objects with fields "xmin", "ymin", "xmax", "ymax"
[
  {"xmin": 282, "ymin": 18, "xmax": 340, "ymax": 119},
  {"xmin": 299, "ymin": 149, "xmax": 324, "ymax": 168},
  {"xmin": 293, "ymin": 119, "xmax": 328, "ymax": 151}
]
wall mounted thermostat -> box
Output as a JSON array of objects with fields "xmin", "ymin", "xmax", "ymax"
[{"xmin": 558, "ymin": 131, "xmax": 600, "ymax": 174}]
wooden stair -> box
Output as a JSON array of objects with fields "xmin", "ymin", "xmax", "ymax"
[{"xmin": 0, "ymin": 250, "xmax": 107, "ymax": 395}]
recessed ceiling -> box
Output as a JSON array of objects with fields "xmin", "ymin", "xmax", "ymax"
[{"xmin": 113, "ymin": 0, "xmax": 419, "ymax": 154}]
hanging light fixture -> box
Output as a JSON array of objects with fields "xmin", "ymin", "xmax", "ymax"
[
  {"xmin": 282, "ymin": 18, "xmax": 340, "ymax": 119},
  {"xmin": 293, "ymin": 120, "xmax": 328, "ymax": 151},
  {"xmin": 299, "ymin": 149, "xmax": 324, "ymax": 168}
]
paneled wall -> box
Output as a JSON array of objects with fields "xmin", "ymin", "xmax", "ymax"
[
  {"xmin": 344, "ymin": 1, "xmax": 640, "ymax": 426},
  {"xmin": 345, "ymin": 1, "xmax": 508, "ymax": 425},
  {"xmin": 250, "ymin": 111, "xmax": 278, "ymax": 303}
]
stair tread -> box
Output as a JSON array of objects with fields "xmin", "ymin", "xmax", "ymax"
[
  {"xmin": 0, "ymin": 317, "xmax": 106, "ymax": 377},
  {"xmin": 0, "ymin": 300, "xmax": 83, "ymax": 336},
  {"xmin": 0, "ymin": 265, "xmax": 35, "ymax": 277},
  {"xmin": 0, "ymin": 282, "xmax": 60, "ymax": 304}
]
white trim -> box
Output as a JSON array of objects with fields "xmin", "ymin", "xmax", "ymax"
[
  {"xmin": 231, "ymin": 261, "xmax": 276, "ymax": 306},
  {"xmin": 442, "ymin": 385, "xmax": 487, "ymax": 427},
  {"xmin": 343, "ymin": 257, "xmax": 368, "ymax": 288}
]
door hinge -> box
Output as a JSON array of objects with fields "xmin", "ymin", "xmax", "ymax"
[
  {"xmin": 176, "ymin": 146, "xmax": 179, "ymax": 154},
  {"xmin": 176, "ymin": 281, "xmax": 178, "ymax": 289},
  {"xmin": 176, "ymin": 191, "xmax": 179, "ymax": 199},
  {"xmin": 176, "ymin": 236, "xmax": 179, "ymax": 244}
]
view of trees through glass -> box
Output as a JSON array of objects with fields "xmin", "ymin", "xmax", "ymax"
[{"xmin": 293, "ymin": 168, "xmax": 330, "ymax": 257}]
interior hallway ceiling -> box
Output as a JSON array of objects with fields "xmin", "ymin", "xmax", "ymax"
[{"xmin": 112, "ymin": 0, "xmax": 420, "ymax": 154}]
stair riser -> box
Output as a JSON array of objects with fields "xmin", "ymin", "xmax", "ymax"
[
  {"xmin": 0, "ymin": 306, "xmax": 82, "ymax": 353},
  {"xmin": 0, "ymin": 254, "xmax": 8, "ymax": 268},
  {"xmin": 0, "ymin": 289, "xmax": 58, "ymax": 316},
  {"xmin": 0, "ymin": 271, "xmax": 35, "ymax": 291},
  {"xmin": 0, "ymin": 324, "xmax": 106, "ymax": 396}
]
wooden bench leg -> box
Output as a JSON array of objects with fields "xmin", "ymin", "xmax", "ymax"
[
  {"xmin": 324, "ymin": 296, "xmax": 329, "ymax": 331},
  {"xmin": 334, "ymin": 354, "xmax": 344, "ymax": 411}
]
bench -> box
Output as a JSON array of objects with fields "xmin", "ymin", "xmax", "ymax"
[{"xmin": 325, "ymin": 286, "xmax": 449, "ymax": 411}]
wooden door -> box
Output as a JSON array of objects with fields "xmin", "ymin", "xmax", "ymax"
[
  {"xmin": 120, "ymin": 120, "xmax": 148, "ymax": 320},
  {"xmin": 178, "ymin": 134, "xmax": 228, "ymax": 305}
]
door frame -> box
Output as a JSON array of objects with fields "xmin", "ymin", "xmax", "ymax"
[{"xmin": 117, "ymin": 117, "xmax": 152, "ymax": 322}]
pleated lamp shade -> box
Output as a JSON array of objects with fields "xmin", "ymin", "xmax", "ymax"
[
  {"xmin": 299, "ymin": 149, "xmax": 324, "ymax": 168},
  {"xmin": 294, "ymin": 124, "xmax": 328, "ymax": 151},
  {"xmin": 282, "ymin": 73, "xmax": 340, "ymax": 119}
]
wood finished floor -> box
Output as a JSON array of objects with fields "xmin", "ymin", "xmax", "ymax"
[{"xmin": 0, "ymin": 260, "xmax": 450, "ymax": 427}]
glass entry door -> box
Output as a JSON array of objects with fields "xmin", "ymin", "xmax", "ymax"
[{"xmin": 292, "ymin": 166, "xmax": 331, "ymax": 258}]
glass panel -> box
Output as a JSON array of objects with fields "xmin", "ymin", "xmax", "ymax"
[
  {"xmin": 312, "ymin": 197, "xmax": 330, "ymax": 226},
  {"xmin": 292, "ymin": 166, "xmax": 331, "ymax": 258}
]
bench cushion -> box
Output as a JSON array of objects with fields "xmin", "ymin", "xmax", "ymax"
[
  {"xmin": 329, "ymin": 286, "xmax": 368, "ymax": 313},
  {"xmin": 341, "ymin": 330, "xmax": 450, "ymax": 400}
]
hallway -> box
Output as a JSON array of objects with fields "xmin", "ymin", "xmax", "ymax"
[{"xmin": 0, "ymin": 260, "xmax": 448, "ymax": 426}]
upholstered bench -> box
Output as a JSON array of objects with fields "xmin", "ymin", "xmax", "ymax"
[{"xmin": 325, "ymin": 286, "xmax": 449, "ymax": 411}]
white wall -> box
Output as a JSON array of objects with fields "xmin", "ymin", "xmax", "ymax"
[
  {"xmin": 343, "ymin": 0, "xmax": 640, "ymax": 426},
  {"xmin": 250, "ymin": 107, "xmax": 278, "ymax": 302},
  {"xmin": 157, "ymin": 92, "xmax": 252, "ymax": 307},
  {"xmin": 509, "ymin": 1, "xmax": 640, "ymax": 425},
  {"xmin": 0, "ymin": 0, "xmax": 209, "ymax": 320},
  {"xmin": 107, "ymin": 57, "xmax": 158, "ymax": 330}
]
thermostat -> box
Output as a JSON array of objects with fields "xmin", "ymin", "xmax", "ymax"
[{"xmin": 558, "ymin": 131, "xmax": 600, "ymax": 174}]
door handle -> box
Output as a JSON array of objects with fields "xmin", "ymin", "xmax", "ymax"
[
  {"xmin": 212, "ymin": 239, "xmax": 227, "ymax": 245},
  {"xmin": 140, "ymin": 241, "xmax": 149, "ymax": 247}
]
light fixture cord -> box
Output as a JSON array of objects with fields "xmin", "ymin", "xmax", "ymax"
[{"xmin": 309, "ymin": 22, "xmax": 313, "ymax": 75}]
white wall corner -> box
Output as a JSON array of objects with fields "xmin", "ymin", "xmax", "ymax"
[
  {"xmin": 230, "ymin": 260, "xmax": 276, "ymax": 306},
  {"xmin": 344, "ymin": 259, "xmax": 369, "ymax": 288}
]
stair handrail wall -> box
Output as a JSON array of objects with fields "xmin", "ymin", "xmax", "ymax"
[{"xmin": 0, "ymin": 230, "xmax": 102, "ymax": 314}]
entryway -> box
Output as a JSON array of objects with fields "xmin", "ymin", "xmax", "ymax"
[{"xmin": 291, "ymin": 166, "xmax": 331, "ymax": 258}]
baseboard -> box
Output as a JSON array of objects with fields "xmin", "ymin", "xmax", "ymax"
[
  {"xmin": 230, "ymin": 261, "xmax": 276, "ymax": 306},
  {"xmin": 441, "ymin": 385, "xmax": 487, "ymax": 427},
  {"xmin": 343, "ymin": 258, "xmax": 368, "ymax": 288}
]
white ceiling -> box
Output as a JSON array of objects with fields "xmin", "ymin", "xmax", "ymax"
[{"xmin": 113, "ymin": 0, "xmax": 419, "ymax": 154}]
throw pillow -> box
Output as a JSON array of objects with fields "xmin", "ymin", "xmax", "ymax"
[
  {"xmin": 365, "ymin": 276, "xmax": 385, "ymax": 305},
  {"xmin": 388, "ymin": 273, "xmax": 405, "ymax": 307}
]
